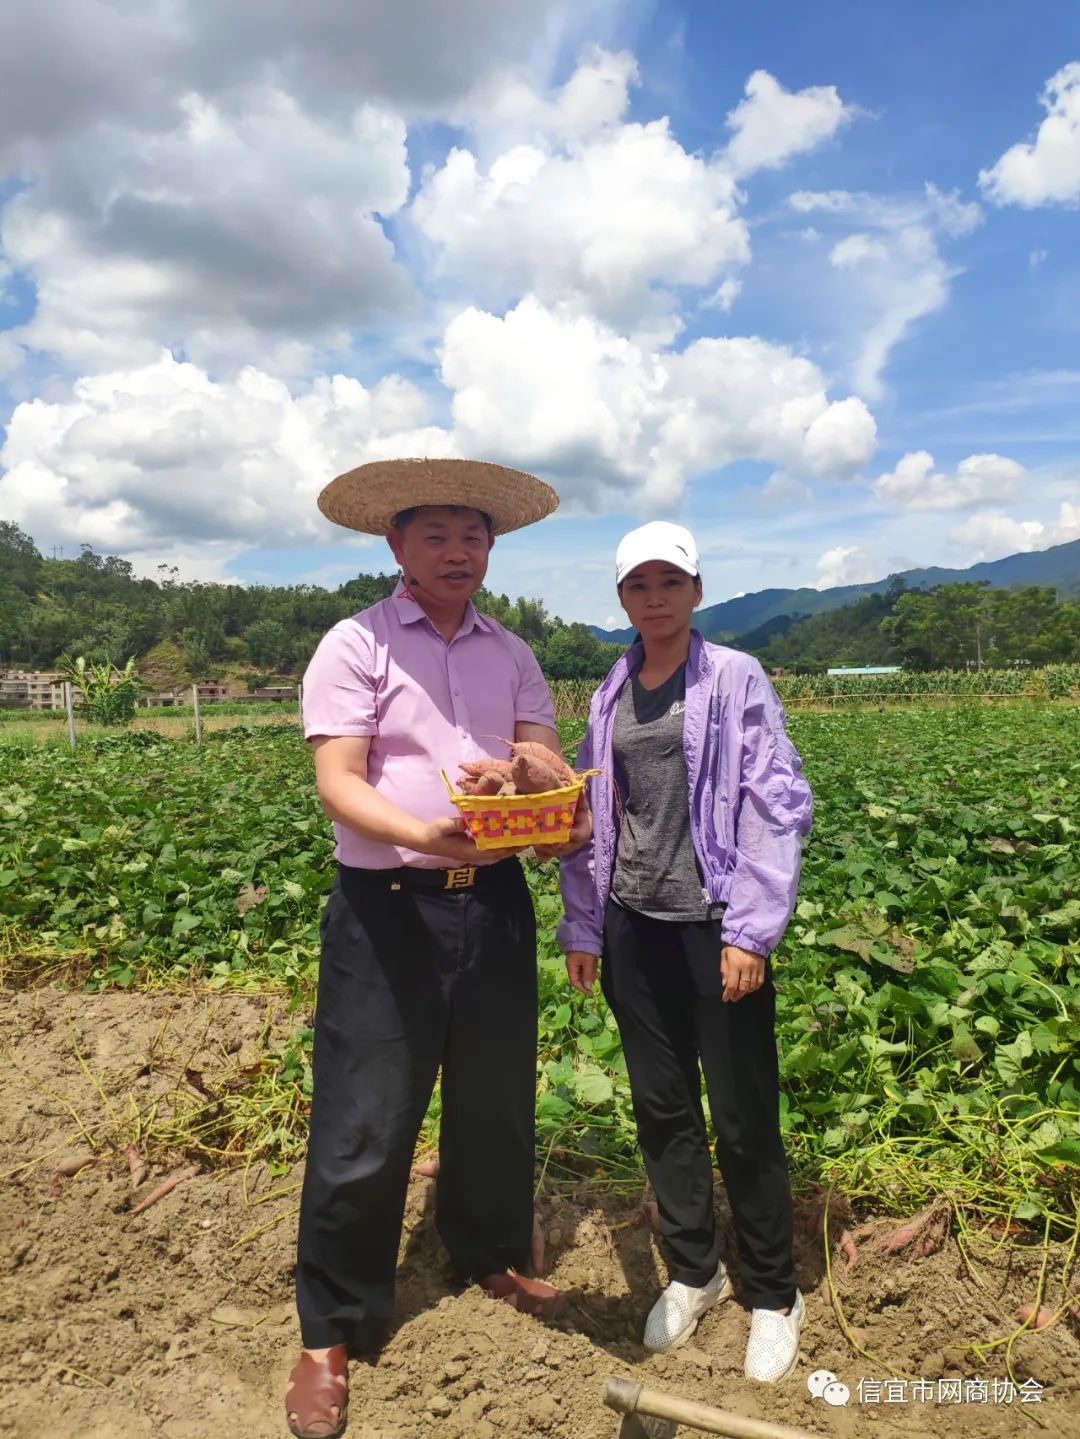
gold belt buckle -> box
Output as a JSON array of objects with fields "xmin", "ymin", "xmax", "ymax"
[{"xmin": 444, "ymin": 866, "xmax": 477, "ymax": 891}]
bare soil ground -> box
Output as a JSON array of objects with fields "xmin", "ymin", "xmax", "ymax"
[{"xmin": 2, "ymin": 992, "xmax": 1078, "ymax": 1439}]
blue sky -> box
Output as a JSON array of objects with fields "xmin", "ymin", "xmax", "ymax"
[{"xmin": 1, "ymin": 1, "xmax": 1078, "ymax": 629}]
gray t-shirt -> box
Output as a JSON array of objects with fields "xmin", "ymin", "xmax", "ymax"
[{"xmin": 611, "ymin": 664, "xmax": 720, "ymax": 922}]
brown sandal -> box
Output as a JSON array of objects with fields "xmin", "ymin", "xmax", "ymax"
[
  {"xmin": 481, "ymin": 1270, "xmax": 568, "ymax": 1321},
  {"xmin": 285, "ymin": 1346, "xmax": 349, "ymax": 1439}
]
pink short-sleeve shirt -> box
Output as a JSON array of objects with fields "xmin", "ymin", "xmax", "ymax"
[{"xmin": 302, "ymin": 582, "xmax": 556, "ymax": 870}]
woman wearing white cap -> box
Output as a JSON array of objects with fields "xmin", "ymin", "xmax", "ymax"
[{"xmin": 558, "ymin": 522, "xmax": 813, "ymax": 1383}]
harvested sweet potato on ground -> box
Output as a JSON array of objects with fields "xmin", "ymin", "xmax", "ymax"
[
  {"xmin": 883, "ymin": 1197, "xmax": 950, "ymax": 1258},
  {"xmin": 796, "ymin": 1181, "xmax": 858, "ymax": 1267},
  {"xmin": 52, "ymin": 1152, "xmax": 97, "ymax": 1179},
  {"xmin": 1018, "ymin": 1304, "xmax": 1056, "ymax": 1331}
]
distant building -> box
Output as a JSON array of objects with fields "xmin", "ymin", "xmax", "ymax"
[
  {"xmin": 135, "ymin": 681, "xmax": 231, "ymax": 708},
  {"xmin": 0, "ymin": 670, "xmax": 66, "ymax": 710},
  {"xmin": 0, "ymin": 671, "xmax": 236, "ymax": 712},
  {"xmin": 237, "ymin": 685, "xmax": 298, "ymax": 703},
  {"xmin": 137, "ymin": 690, "xmax": 184, "ymax": 708},
  {"xmin": 826, "ymin": 666, "xmax": 903, "ymax": 676},
  {"xmin": 0, "ymin": 677, "xmax": 28, "ymax": 709}
]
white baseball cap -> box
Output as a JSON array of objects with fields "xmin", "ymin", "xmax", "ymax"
[{"xmin": 615, "ymin": 521, "xmax": 700, "ymax": 585}]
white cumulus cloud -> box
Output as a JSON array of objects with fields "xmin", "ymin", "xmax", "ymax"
[
  {"xmin": 950, "ymin": 502, "xmax": 1080, "ymax": 562},
  {"xmin": 0, "ymin": 0, "xmax": 610, "ymax": 160},
  {"xmin": 1, "ymin": 300, "xmax": 879, "ymax": 560},
  {"xmin": 791, "ymin": 184, "xmax": 982, "ymax": 400},
  {"xmin": 874, "ymin": 451, "xmax": 1027, "ymax": 511},
  {"xmin": 702, "ymin": 278, "xmax": 742, "ymax": 312},
  {"xmin": 412, "ymin": 52, "xmax": 750, "ymax": 329},
  {"xmin": 722, "ymin": 69, "xmax": 856, "ymax": 177},
  {"xmin": 453, "ymin": 45, "xmax": 640, "ymax": 149},
  {"xmin": 2, "ymin": 86, "xmax": 413, "ymax": 371},
  {"xmin": 440, "ymin": 297, "xmax": 877, "ymax": 509},
  {"xmin": 1, "ymin": 1, "xmax": 628, "ymax": 371},
  {"xmin": 0, "ymin": 352, "xmax": 453, "ymax": 557},
  {"xmin": 979, "ymin": 63, "xmax": 1080, "ymax": 207},
  {"xmin": 0, "ymin": 16, "xmax": 886, "ymax": 574},
  {"xmin": 412, "ymin": 62, "xmax": 858, "ymax": 331},
  {"xmin": 815, "ymin": 545, "xmax": 876, "ymax": 590},
  {"xmin": 830, "ymin": 233, "xmax": 890, "ymax": 266}
]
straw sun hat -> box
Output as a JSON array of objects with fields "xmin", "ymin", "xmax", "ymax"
[{"xmin": 318, "ymin": 457, "xmax": 559, "ymax": 536}]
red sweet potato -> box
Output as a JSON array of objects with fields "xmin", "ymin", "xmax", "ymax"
[
  {"xmin": 459, "ymin": 758, "xmax": 513, "ymax": 781},
  {"xmin": 457, "ymin": 763, "xmax": 515, "ymax": 795},
  {"xmin": 129, "ymin": 1164, "xmax": 201, "ymax": 1218},
  {"xmin": 531, "ymin": 1216, "xmax": 546, "ymax": 1274},
  {"xmin": 458, "ymin": 742, "xmax": 579, "ymax": 796},
  {"xmin": 510, "ymin": 753, "xmax": 564, "ymax": 794},
  {"xmin": 476, "ymin": 771, "xmax": 508, "ymax": 795},
  {"xmin": 883, "ymin": 1198, "xmax": 949, "ymax": 1258},
  {"xmin": 1018, "ymin": 1304, "xmax": 1056, "ymax": 1331},
  {"xmin": 52, "ymin": 1152, "xmax": 96, "ymax": 1179},
  {"xmin": 485, "ymin": 738, "xmax": 576, "ymax": 786},
  {"xmin": 125, "ymin": 1143, "xmax": 149, "ymax": 1190},
  {"xmin": 509, "ymin": 742, "xmax": 575, "ymax": 785}
]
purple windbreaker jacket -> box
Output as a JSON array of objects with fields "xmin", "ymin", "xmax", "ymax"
[{"xmin": 558, "ymin": 632, "xmax": 813, "ymax": 958}]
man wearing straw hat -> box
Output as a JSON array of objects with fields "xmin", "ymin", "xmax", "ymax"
[{"xmin": 286, "ymin": 458, "xmax": 587, "ymax": 1439}]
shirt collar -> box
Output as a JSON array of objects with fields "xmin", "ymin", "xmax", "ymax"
[{"xmin": 391, "ymin": 579, "xmax": 494, "ymax": 637}]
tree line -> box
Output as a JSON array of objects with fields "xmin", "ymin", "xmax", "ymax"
[
  {"xmin": 3, "ymin": 523, "xmax": 1077, "ymax": 684},
  {"xmin": 744, "ymin": 578, "xmax": 1080, "ymax": 672},
  {"xmin": 0, "ymin": 523, "xmax": 623, "ymax": 683}
]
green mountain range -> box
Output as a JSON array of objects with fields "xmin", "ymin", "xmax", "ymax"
[{"xmin": 589, "ymin": 537, "xmax": 1080, "ymax": 644}]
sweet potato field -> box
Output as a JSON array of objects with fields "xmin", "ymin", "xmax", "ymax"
[
  {"xmin": 2, "ymin": 705, "xmax": 1077, "ymax": 1233},
  {"xmin": 3, "ymin": 703, "xmax": 1080, "ymax": 1438}
]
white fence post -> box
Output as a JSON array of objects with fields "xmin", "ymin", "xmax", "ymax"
[
  {"xmin": 297, "ymin": 680, "xmax": 304, "ymax": 728},
  {"xmin": 64, "ymin": 682, "xmax": 76, "ymax": 751},
  {"xmin": 192, "ymin": 684, "xmax": 202, "ymax": 744}
]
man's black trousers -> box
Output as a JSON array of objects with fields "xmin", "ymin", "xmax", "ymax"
[
  {"xmin": 601, "ymin": 900, "xmax": 796, "ymax": 1310},
  {"xmin": 296, "ymin": 860, "xmax": 537, "ymax": 1350}
]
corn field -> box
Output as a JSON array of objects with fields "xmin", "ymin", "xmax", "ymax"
[{"xmin": 548, "ymin": 664, "xmax": 1080, "ymax": 719}]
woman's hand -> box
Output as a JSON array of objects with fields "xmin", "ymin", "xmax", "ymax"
[
  {"xmin": 566, "ymin": 951, "xmax": 598, "ymax": 995},
  {"xmin": 721, "ymin": 944, "xmax": 766, "ymax": 1002},
  {"xmin": 532, "ymin": 795, "xmax": 593, "ymax": 862}
]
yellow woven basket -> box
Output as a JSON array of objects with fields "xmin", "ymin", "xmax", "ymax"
[{"xmin": 439, "ymin": 770, "xmax": 596, "ymax": 851}]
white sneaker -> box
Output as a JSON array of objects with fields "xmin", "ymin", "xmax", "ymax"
[
  {"xmin": 743, "ymin": 1289, "xmax": 805, "ymax": 1383},
  {"xmin": 643, "ymin": 1262, "xmax": 733, "ymax": 1353}
]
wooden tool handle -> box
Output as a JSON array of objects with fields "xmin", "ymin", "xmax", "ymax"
[{"xmin": 605, "ymin": 1378, "xmax": 817, "ymax": 1439}]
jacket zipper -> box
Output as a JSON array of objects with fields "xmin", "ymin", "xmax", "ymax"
[{"xmin": 684, "ymin": 634, "xmax": 716, "ymax": 905}]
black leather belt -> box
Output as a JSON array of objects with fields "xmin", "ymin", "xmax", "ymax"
[{"xmin": 343, "ymin": 860, "xmax": 519, "ymax": 893}]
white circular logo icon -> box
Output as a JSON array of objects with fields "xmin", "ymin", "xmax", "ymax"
[
  {"xmin": 807, "ymin": 1370, "xmax": 838, "ymax": 1399},
  {"xmin": 805, "ymin": 1364, "xmax": 839, "ymax": 1398},
  {"xmin": 822, "ymin": 1382, "xmax": 851, "ymax": 1407}
]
